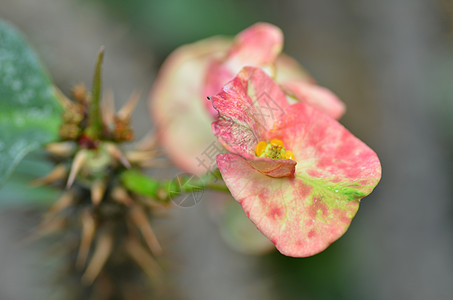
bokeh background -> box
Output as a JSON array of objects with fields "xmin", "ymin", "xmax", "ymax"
[{"xmin": 1, "ymin": 0, "xmax": 453, "ymax": 299}]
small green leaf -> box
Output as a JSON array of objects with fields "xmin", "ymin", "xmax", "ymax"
[
  {"xmin": 0, "ymin": 20, "xmax": 62, "ymax": 186},
  {"xmin": 121, "ymin": 169, "xmax": 162, "ymax": 199},
  {"xmin": 219, "ymin": 199, "xmax": 274, "ymax": 255}
]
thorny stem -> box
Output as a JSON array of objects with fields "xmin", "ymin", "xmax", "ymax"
[
  {"xmin": 121, "ymin": 169, "xmax": 230, "ymax": 201},
  {"xmin": 39, "ymin": 48, "xmax": 232, "ymax": 299},
  {"xmin": 180, "ymin": 170, "xmax": 230, "ymax": 194}
]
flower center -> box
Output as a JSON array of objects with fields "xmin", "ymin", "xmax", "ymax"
[{"xmin": 255, "ymin": 139, "xmax": 295, "ymax": 160}]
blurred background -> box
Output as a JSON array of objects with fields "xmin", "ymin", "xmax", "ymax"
[{"xmin": 1, "ymin": 0, "xmax": 453, "ymax": 299}]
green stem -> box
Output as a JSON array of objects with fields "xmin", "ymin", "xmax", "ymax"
[
  {"xmin": 205, "ymin": 182, "xmax": 230, "ymax": 193},
  {"xmin": 121, "ymin": 169, "xmax": 230, "ymax": 202}
]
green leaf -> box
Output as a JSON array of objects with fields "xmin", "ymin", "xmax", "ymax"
[
  {"xmin": 218, "ymin": 199, "xmax": 274, "ymax": 255},
  {"xmin": 0, "ymin": 151, "xmax": 58, "ymax": 207},
  {"xmin": 0, "ymin": 20, "xmax": 62, "ymax": 186}
]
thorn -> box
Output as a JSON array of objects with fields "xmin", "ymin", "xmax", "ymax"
[
  {"xmin": 54, "ymin": 87, "xmax": 73, "ymax": 108},
  {"xmin": 90, "ymin": 273, "xmax": 115, "ymax": 300},
  {"xmin": 125, "ymin": 238, "xmax": 162, "ymax": 283},
  {"xmin": 129, "ymin": 205, "xmax": 162, "ymax": 255},
  {"xmin": 118, "ymin": 90, "xmax": 141, "ymax": 120},
  {"xmin": 22, "ymin": 217, "xmax": 67, "ymax": 244},
  {"xmin": 111, "ymin": 186, "xmax": 133, "ymax": 206},
  {"xmin": 101, "ymin": 90, "xmax": 115, "ymax": 128},
  {"xmin": 43, "ymin": 192, "xmax": 74, "ymax": 222},
  {"xmin": 81, "ymin": 229, "xmax": 113, "ymax": 285},
  {"xmin": 46, "ymin": 236, "xmax": 78, "ymax": 256},
  {"xmin": 77, "ymin": 209, "xmax": 96, "ymax": 270},
  {"xmin": 30, "ymin": 164, "xmax": 67, "ymax": 186},
  {"xmin": 138, "ymin": 197, "xmax": 170, "ymax": 212},
  {"xmin": 135, "ymin": 159, "xmax": 168, "ymax": 169},
  {"xmin": 67, "ymin": 149, "xmax": 89, "ymax": 188},
  {"xmin": 91, "ymin": 179, "xmax": 107, "ymax": 206},
  {"xmin": 125, "ymin": 150, "xmax": 157, "ymax": 165},
  {"xmin": 104, "ymin": 143, "xmax": 130, "ymax": 168},
  {"xmin": 38, "ymin": 217, "xmax": 67, "ymax": 237},
  {"xmin": 45, "ymin": 142, "xmax": 76, "ymax": 157},
  {"xmin": 135, "ymin": 131, "xmax": 157, "ymax": 151},
  {"xmin": 120, "ymin": 282, "xmax": 150, "ymax": 300}
]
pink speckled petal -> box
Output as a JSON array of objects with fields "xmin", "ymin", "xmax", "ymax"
[
  {"xmin": 280, "ymin": 80, "xmax": 346, "ymax": 119},
  {"xmin": 216, "ymin": 103, "xmax": 381, "ymax": 257},
  {"xmin": 271, "ymin": 103, "xmax": 381, "ymax": 185},
  {"xmin": 211, "ymin": 66, "xmax": 289, "ymax": 154},
  {"xmin": 150, "ymin": 37, "xmax": 231, "ymax": 175},
  {"xmin": 211, "ymin": 67, "xmax": 295, "ymax": 177}
]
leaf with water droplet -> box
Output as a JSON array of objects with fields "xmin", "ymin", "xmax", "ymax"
[{"xmin": 0, "ymin": 20, "xmax": 62, "ymax": 186}]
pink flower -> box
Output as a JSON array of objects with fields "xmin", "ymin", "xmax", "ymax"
[
  {"xmin": 211, "ymin": 67, "xmax": 381, "ymax": 257},
  {"xmin": 150, "ymin": 23, "xmax": 344, "ymax": 176}
]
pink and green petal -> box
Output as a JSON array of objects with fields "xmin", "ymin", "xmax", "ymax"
[
  {"xmin": 271, "ymin": 103, "xmax": 380, "ymax": 185},
  {"xmin": 150, "ymin": 37, "xmax": 231, "ymax": 175},
  {"xmin": 280, "ymin": 80, "xmax": 346, "ymax": 119},
  {"xmin": 216, "ymin": 103, "xmax": 381, "ymax": 257}
]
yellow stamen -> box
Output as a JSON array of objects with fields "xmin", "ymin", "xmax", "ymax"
[
  {"xmin": 270, "ymin": 139, "xmax": 284, "ymax": 148},
  {"xmin": 284, "ymin": 150, "xmax": 295, "ymax": 160},
  {"xmin": 255, "ymin": 139, "xmax": 295, "ymax": 161},
  {"xmin": 255, "ymin": 141, "xmax": 267, "ymax": 156}
]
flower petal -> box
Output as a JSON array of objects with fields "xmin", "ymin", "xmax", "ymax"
[
  {"xmin": 216, "ymin": 103, "xmax": 381, "ymax": 257},
  {"xmin": 271, "ymin": 103, "xmax": 380, "ymax": 185},
  {"xmin": 225, "ymin": 22, "xmax": 283, "ymax": 75},
  {"xmin": 280, "ymin": 80, "xmax": 346, "ymax": 119},
  {"xmin": 203, "ymin": 23, "xmax": 284, "ymax": 118},
  {"xmin": 150, "ymin": 37, "xmax": 231, "ymax": 175},
  {"xmin": 274, "ymin": 54, "xmax": 314, "ymax": 83},
  {"xmin": 211, "ymin": 67, "xmax": 296, "ymax": 177},
  {"xmin": 247, "ymin": 157, "xmax": 296, "ymax": 177},
  {"xmin": 203, "ymin": 58, "xmax": 232, "ymax": 118},
  {"xmin": 211, "ymin": 66, "xmax": 289, "ymax": 155}
]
